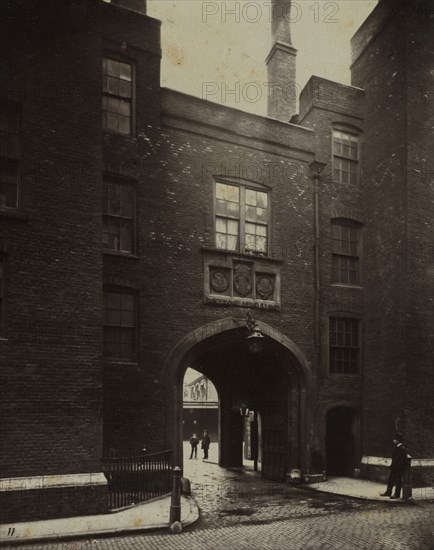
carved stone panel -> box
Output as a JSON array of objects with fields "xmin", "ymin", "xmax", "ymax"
[
  {"xmin": 256, "ymin": 274, "xmax": 275, "ymax": 300},
  {"xmin": 233, "ymin": 263, "xmax": 253, "ymax": 298},
  {"xmin": 209, "ymin": 268, "xmax": 230, "ymax": 295}
]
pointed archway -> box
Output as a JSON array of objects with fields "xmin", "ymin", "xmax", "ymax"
[{"xmin": 163, "ymin": 317, "xmax": 315, "ymax": 478}]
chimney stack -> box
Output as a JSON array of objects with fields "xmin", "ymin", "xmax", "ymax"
[
  {"xmin": 112, "ymin": 0, "xmax": 147, "ymax": 15},
  {"xmin": 266, "ymin": 0, "xmax": 297, "ymax": 122}
]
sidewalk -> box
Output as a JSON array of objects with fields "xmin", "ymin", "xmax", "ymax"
[
  {"xmin": 0, "ymin": 494, "xmax": 199, "ymax": 546},
  {"xmin": 301, "ymin": 476, "xmax": 433, "ymax": 502}
]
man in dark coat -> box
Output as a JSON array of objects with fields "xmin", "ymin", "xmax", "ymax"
[
  {"xmin": 201, "ymin": 430, "xmax": 211, "ymax": 460},
  {"xmin": 380, "ymin": 433, "xmax": 408, "ymax": 499},
  {"xmin": 189, "ymin": 433, "xmax": 199, "ymax": 459}
]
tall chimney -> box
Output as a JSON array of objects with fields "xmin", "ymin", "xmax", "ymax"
[
  {"xmin": 112, "ymin": 0, "xmax": 147, "ymax": 15},
  {"xmin": 265, "ymin": 0, "xmax": 297, "ymax": 122}
]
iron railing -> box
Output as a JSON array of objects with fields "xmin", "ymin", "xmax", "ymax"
[{"xmin": 102, "ymin": 449, "xmax": 173, "ymax": 510}]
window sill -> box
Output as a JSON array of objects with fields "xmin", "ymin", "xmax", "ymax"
[
  {"xmin": 331, "ymin": 284, "xmax": 363, "ymax": 290},
  {"xmin": 327, "ymin": 372, "xmax": 360, "ymax": 378},
  {"xmin": 201, "ymin": 246, "xmax": 283, "ymax": 264},
  {"xmin": 0, "ymin": 208, "xmax": 28, "ymax": 220},
  {"xmin": 329, "ymin": 179, "xmax": 359, "ymax": 187},
  {"xmin": 103, "ymin": 130, "xmax": 137, "ymax": 141},
  {"xmin": 103, "ymin": 250, "xmax": 140, "ymax": 259},
  {"xmin": 104, "ymin": 360, "xmax": 139, "ymax": 366}
]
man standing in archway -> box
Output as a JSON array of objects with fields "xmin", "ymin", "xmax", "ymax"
[{"xmin": 202, "ymin": 430, "xmax": 211, "ymax": 460}]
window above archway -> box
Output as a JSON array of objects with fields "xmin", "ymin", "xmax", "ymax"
[{"xmin": 215, "ymin": 181, "xmax": 270, "ymax": 256}]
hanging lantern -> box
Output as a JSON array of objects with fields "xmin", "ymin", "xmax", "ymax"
[{"xmin": 246, "ymin": 310, "xmax": 265, "ymax": 354}]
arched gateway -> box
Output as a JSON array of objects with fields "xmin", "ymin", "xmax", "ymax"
[{"xmin": 163, "ymin": 317, "xmax": 315, "ymax": 480}]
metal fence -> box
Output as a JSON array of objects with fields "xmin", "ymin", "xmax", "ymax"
[{"xmin": 102, "ymin": 449, "xmax": 173, "ymax": 510}]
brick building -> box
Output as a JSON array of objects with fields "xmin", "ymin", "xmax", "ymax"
[{"xmin": 0, "ymin": 0, "xmax": 432, "ymax": 521}]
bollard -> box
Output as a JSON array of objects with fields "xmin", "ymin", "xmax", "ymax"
[
  {"xmin": 169, "ymin": 466, "xmax": 182, "ymax": 524},
  {"xmin": 402, "ymin": 455, "xmax": 413, "ymax": 501}
]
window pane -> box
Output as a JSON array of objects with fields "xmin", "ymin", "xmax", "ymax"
[
  {"xmin": 119, "ymin": 80, "xmax": 132, "ymax": 98},
  {"xmin": 106, "ymin": 309, "xmax": 121, "ymax": 325},
  {"xmin": 119, "ymin": 62, "xmax": 132, "ymax": 81},
  {"xmin": 245, "ymin": 234, "xmax": 255, "ymax": 249},
  {"xmin": 118, "ymin": 116, "xmax": 130, "ymax": 135},
  {"xmin": 106, "ymin": 292, "xmax": 121, "ymax": 309},
  {"xmin": 107, "ymin": 76, "xmax": 119, "ymax": 95},
  {"xmin": 227, "ymin": 220, "xmax": 239, "ymax": 235},
  {"xmin": 120, "ymin": 224, "xmax": 133, "ymax": 252},
  {"xmin": 216, "ymin": 218, "xmax": 227, "ymax": 233},
  {"xmin": 256, "ymin": 208, "xmax": 267, "ymax": 223},
  {"xmin": 216, "ymin": 200, "xmax": 227, "ymax": 216},
  {"xmin": 121, "ymin": 310, "xmax": 134, "ymax": 327},
  {"xmin": 107, "ymin": 58, "xmax": 119, "ymax": 77},
  {"xmin": 118, "ymin": 100, "xmax": 131, "ymax": 117},
  {"xmin": 226, "ymin": 235, "xmax": 238, "ymax": 250},
  {"xmin": 245, "ymin": 222, "xmax": 256, "ymax": 235},
  {"xmin": 227, "ymin": 201, "xmax": 239, "ymax": 218},
  {"xmin": 0, "ymin": 178, "xmax": 18, "ymax": 208},
  {"xmin": 257, "ymin": 224, "xmax": 267, "ymax": 237},
  {"xmin": 216, "ymin": 233, "xmax": 227, "ymax": 249},
  {"xmin": 108, "ymin": 199, "xmax": 120, "ymax": 215},
  {"xmin": 245, "ymin": 205, "xmax": 256, "ymax": 221},
  {"xmin": 121, "ymin": 200, "xmax": 133, "ymax": 218},
  {"xmin": 107, "ymin": 113, "xmax": 118, "ymax": 131},
  {"xmin": 256, "ymin": 192, "xmax": 267, "ymax": 208},
  {"xmin": 216, "ymin": 183, "xmax": 227, "ymax": 200},
  {"xmin": 227, "ymin": 185, "xmax": 239, "ymax": 202},
  {"xmin": 245, "ymin": 189, "xmax": 256, "ymax": 206},
  {"xmin": 257, "ymin": 236, "xmax": 267, "ymax": 252},
  {"xmin": 121, "ymin": 293, "xmax": 134, "ymax": 311}
]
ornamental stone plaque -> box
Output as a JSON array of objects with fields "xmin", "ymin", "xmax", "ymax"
[
  {"xmin": 210, "ymin": 268, "xmax": 230, "ymax": 294},
  {"xmin": 233, "ymin": 263, "xmax": 253, "ymax": 298},
  {"xmin": 256, "ymin": 275, "xmax": 274, "ymax": 300}
]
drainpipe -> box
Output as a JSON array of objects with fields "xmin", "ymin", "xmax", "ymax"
[{"xmin": 310, "ymin": 162, "xmax": 325, "ymax": 374}]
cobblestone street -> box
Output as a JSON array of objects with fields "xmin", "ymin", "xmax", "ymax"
[{"xmin": 4, "ymin": 450, "xmax": 433, "ymax": 550}]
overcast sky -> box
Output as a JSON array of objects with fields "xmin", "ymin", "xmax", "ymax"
[{"xmin": 148, "ymin": 0, "xmax": 378, "ymax": 115}]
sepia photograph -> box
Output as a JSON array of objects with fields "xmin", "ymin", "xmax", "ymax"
[{"xmin": 0, "ymin": 0, "xmax": 433, "ymax": 548}]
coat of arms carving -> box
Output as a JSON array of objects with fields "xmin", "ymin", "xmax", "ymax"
[
  {"xmin": 210, "ymin": 270, "xmax": 229, "ymax": 293},
  {"xmin": 234, "ymin": 264, "xmax": 252, "ymax": 297},
  {"xmin": 256, "ymin": 275, "xmax": 274, "ymax": 300}
]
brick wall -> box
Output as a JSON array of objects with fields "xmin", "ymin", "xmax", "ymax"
[
  {"xmin": 0, "ymin": 0, "xmax": 106, "ymax": 478},
  {"xmin": 351, "ymin": 0, "xmax": 434, "ymax": 463},
  {"xmin": 102, "ymin": 86, "xmax": 318, "ymax": 455}
]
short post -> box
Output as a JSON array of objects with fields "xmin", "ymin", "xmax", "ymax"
[
  {"xmin": 169, "ymin": 466, "xmax": 182, "ymax": 524},
  {"xmin": 402, "ymin": 455, "xmax": 413, "ymax": 501}
]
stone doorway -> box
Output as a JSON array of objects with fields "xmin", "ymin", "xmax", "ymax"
[{"xmin": 326, "ymin": 406, "xmax": 357, "ymax": 477}]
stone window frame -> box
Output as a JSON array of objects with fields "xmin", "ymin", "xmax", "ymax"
[
  {"xmin": 102, "ymin": 55, "xmax": 135, "ymax": 136},
  {"xmin": 330, "ymin": 218, "xmax": 363, "ymax": 287},
  {"xmin": 103, "ymin": 286, "xmax": 138, "ymax": 363},
  {"xmin": 331, "ymin": 126, "xmax": 361, "ymax": 186},
  {"xmin": 213, "ymin": 178, "xmax": 272, "ymax": 257},
  {"xmin": 102, "ymin": 176, "xmax": 136, "ymax": 255},
  {"xmin": 0, "ymin": 101, "xmax": 20, "ymax": 210},
  {"xmin": 328, "ymin": 315, "xmax": 361, "ymax": 375}
]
